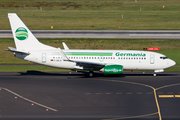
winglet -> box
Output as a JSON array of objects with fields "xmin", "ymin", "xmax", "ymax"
[
  {"xmin": 62, "ymin": 42, "xmax": 69, "ymax": 50},
  {"xmin": 58, "ymin": 48, "xmax": 69, "ymax": 61}
]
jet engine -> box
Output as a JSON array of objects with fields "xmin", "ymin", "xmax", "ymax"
[{"xmin": 100, "ymin": 65, "xmax": 123, "ymax": 75}]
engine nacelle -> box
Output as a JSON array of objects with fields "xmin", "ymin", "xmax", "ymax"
[{"xmin": 101, "ymin": 65, "xmax": 123, "ymax": 75}]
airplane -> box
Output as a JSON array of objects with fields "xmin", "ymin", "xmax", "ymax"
[{"xmin": 7, "ymin": 13, "xmax": 176, "ymax": 77}]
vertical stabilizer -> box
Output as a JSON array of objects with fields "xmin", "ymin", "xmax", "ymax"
[{"xmin": 8, "ymin": 13, "xmax": 55, "ymax": 50}]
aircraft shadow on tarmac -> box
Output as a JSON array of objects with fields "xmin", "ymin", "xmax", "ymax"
[{"xmin": 19, "ymin": 70, "xmax": 178, "ymax": 78}]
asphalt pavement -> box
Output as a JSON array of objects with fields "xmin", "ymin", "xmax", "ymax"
[
  {"xmin": 0, "ymin": 71, "xmax": 180, "ymax": 120},
  {"xmin": 1, "ymin": 30, "xmax": 180, "ymax": 39}
]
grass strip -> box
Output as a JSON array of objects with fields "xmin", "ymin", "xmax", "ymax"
[{"xmin": 0, "ymin": 0, "xmax": 180, "ymax": 30}]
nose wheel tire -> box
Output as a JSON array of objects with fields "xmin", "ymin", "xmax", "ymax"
[
  {"xmin": 153, "ymin": 73, "xmax": 156, "ymax": 77},
  {"xmin": 89, "ymin": 72, "xmax": 94, "ymax": 77}
]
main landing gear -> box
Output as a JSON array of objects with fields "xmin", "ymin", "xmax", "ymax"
[{"xmin": 88, "ymin": 71, "xmax": 94, "ymax": 77}]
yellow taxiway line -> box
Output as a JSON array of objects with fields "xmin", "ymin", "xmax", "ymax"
[
  {"xmin": 175, "ymin": 95, "xmax": 180, "ymax": 97},
  {"xmin": 159, "ymin": 95, "xmax": 180, "ymax": 98},
  {"xmin": 159, "ymin": 95, "xmax": 174, "ymax": 98}
]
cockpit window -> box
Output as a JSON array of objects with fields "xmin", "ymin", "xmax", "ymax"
[{"xmin": 160, "ymin": 56, "xmax": 168, "ymax": 59}]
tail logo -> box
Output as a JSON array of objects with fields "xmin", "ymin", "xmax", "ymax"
[{"xmin": 15, "ymin": 27, "xmax": 28, "ymax": 40}]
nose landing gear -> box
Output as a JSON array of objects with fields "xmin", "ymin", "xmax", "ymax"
[{"xmin": 153, "ymin": 73, "xmax": 156, "ymax": 77}]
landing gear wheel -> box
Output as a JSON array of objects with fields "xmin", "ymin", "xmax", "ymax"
[
  {"xmin": 153, "ymin": 73, "xmax": 156, "ymax": 77},
  {"xmin": 88, "ymin": 72, "xmax": 94, "ymax": 77}
]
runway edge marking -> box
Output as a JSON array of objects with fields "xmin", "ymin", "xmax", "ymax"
[
  {"xmin": 0, "ymin": 87, "xmax": 58, "ymax": 112},
  {"xmin": 90, "ymin": 78, "xmax": 162, "ymax": 120}
]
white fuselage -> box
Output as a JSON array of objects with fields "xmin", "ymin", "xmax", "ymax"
[{"xmin": 15, "ymin": 49, "xmax": 176, "ymax": 72}]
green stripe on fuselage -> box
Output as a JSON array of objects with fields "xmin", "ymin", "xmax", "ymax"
[{"xmin": 64, "ymin": 52, "xmax": 112, "ymax": 56}]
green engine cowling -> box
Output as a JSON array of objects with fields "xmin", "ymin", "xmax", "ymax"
[{"xmin": 103, "ymin": 65, "xmax": 123, "ymax": 75}]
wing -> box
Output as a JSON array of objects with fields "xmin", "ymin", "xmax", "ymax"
[
  {"xmin": 73, "ymin": 60, "xmax": 105, "ymax": 70},
  {"xmin": 58, "ymin": 48, "xmax": 105, "ymax": 70}
]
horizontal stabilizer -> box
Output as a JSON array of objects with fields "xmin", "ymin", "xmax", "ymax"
[{"xmin": 7, "ymin": 47, "xmax": 30, "ymax": 54}]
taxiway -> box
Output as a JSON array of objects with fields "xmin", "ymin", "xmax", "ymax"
[{"xmin": 0, "ymin": 72, "xmax": 180, "ymax": 120}]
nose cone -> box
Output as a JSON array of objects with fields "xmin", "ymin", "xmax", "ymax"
[{"xmin": 168, "ymin": 59, "xmax": 176, "ymax": 67}]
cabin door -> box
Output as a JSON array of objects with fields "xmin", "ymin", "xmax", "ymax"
[
  {"xmin": 42, "ymin": 53, "xmax": 46, "ymax": 63},
  {"xmin": 150, "ymin": 54, "xmax": 155, "ymax": 64}
]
